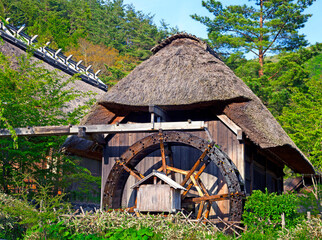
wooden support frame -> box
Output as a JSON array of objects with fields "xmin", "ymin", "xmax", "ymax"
[
  {"xmin": 182, "ymin": 161, "xmax": 209, "ymax": 199},
  {"xmin": 183, "ymin": 192, "xmax": 243, "ymax": 204},
  {"xmin": 181, "ymin": 145, "xmax": 211, "ymax": 186},
  {"xmin": 0, "ymin": 121, "xmax": 205, "ymax": 137},
  {"xmin": 117, "ymin": 161, "xmax": 144, "ymax": 181},
  {"xmin": 159, "ymin": 131, "xmax": 167, "ymax": 174},
  {"xmin": 149, "ymin": 105, "xmax": 168, "ymax": 122},
  {"xmin": 217, "ymin": 115, "xmax": 242, "ymax": 140}
]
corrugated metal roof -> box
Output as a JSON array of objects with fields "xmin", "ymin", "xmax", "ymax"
[{"xmin": 131, "ymin": 170, "xmax": 187, "ymax": 190}]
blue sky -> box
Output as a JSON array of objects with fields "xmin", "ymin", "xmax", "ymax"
[{"xmin": 123, "ymin": 0, "xmax": 322, "ymax": 46}]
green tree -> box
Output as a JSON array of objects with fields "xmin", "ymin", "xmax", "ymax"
[
  {"xmin": 86, "ymin": 0, "xmax": 176, "ymax": 60},
  {"xmin": 232, "ymin": 45, "xmax": 322, "ymax": 169},
  {"xmin": 192, "ymin": 0, "xmax": 315, "ymax": 76},
  {"xmin": 234, "ymin": 44, "xmax": 322, "ymax": 116},
  {"xmin": 0, "ymin": 52, "xmax": 94, "ymax": 193},
  {"xmin": 1, "ymin": 0, "xmax": 91, "ymax": 50},
  {"xmin": 278, "ymin": 53, "xmax": 322, "ymax": 170}
]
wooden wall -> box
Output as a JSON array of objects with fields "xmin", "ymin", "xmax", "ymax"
[
  {"xmin": 244, "ymin": 143, "xmax": 284, "ymax": 194},
  {"xmin": 101, "ymin": 117, "xmax": 245, "ymax": 219}
]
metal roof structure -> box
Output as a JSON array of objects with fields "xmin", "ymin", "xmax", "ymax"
[
  {"xmin": 131, "ymin": 170, "xmax": 187, "ymax": 190},
  {"xmin": 0, "ymin": 18, "xmax": 108, "ymax": 91}
]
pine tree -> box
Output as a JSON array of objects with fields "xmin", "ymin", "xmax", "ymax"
[{"xmin": 192, "ymin": 0, "xmax": 316, "ymax": 76}]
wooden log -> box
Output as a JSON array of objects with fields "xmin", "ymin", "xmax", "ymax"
[
  {"xmin": 165, "ymin": 144, "xmax": 175, "ymax": 180},
  {"xmin": 204, "ymin": 201, "xmax": 211, "ymax": 219},
  {"xmin": 165, "ymin": 166, "xmax": 189, "ymax": 175}
]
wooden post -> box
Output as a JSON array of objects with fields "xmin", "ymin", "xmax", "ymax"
[
  {"xmin": 281, "ymin": 213, "xmax": 285, "ymax": 229},
  {"xmin": 307, "ymin": 211, "xmax": 311, "ymax": 220}
]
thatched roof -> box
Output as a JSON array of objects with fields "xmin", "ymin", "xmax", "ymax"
[{"xmin": 82, "ymin": 34, "xmax": 314, "ymax": 174}]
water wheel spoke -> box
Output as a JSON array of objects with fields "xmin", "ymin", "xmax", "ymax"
[
  {"xmin": 182, "ymin": 160, "xmax": 210, "ymax": 199},
  {"xmin": 188, "ymin": 192, "xmax": 242, "ymax": 203},
  {"xmin": 197, "ymin": 201, "xmax": 205, "ymax": 219},
  {"xmin": 158, "ymin": 131, "xmax": 167, "ymax": 174},
  {"xmin": 119, "ymin": 161, "xmax": 144, "ymax": 181},
  {"xmin": 197, "ymin": 178, "xmax": 210, "ymax": 197},
  {"xmin": 204, "ymin": 201, "xmax": 211, "ymax": 219},
  {"xmin": 190, "ymin": 175, "xmax": 204, "ymax": 197},
  {"xmin": 165, "ymin": 166, "xmax": 189, "ymax": 175},
  {"xmin": 165, "ymin": 144, "xmax": 175, "ymax": 180},
  {"xmin": 180, "ymin": 144, "xmax": 212, "ymax": 186}
]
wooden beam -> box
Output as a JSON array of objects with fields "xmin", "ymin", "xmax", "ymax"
[
  {"xmin": 181, "ymin": 146, "xmax": 211, "ymax": 186},
  {"xmin": 217, "ymin": 115, "xmax": 242, "ymax": 140},
  {"xmin": 181, "ymin": 161, "xmax": 209, "ymax": 199},
  {"xmin": 159, "ymin": 131, "xmax": 167, "ymax": 174},
  {"xmin": 165, "ymin": 166, "xmax": 189, "ymax": 175},
  {"xmin": 190, "ymin": 175, "xmax": 204, "ymax": 197},
  {"xmin": 186, "ymin": 192, "xmax": 243, "ymax": 204},
  {"xmin": 0, "ymin": 121, "xmax": 205, "ymax": 137},
  {"xmin": 204, "ymin": 201, "xmax": 211, "ymax": 219},
  {"xmin": 165, "ymin": 144, "xmax": 175, "ymax": 180},
  {"xmin": 197, "ymin": 201, "xmax": 205, "ymax": 219},
  {"xmin": 118, "ymin": 161, "xmax": 144, "ymax": 181},
  {"xmin": 197, "ymin": 178, "xmax": 210, "ymax": 197},
  {"xmin": 149, "ymin": 105, "xmax": 168, "ymax": 121}
]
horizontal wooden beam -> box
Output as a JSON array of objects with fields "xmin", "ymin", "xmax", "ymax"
[
  {"xmin": 184, "ymin": 192, "xmax": 243, "ymax": 203},
  {"xmin": 0, "ymin": 121, "xmax": 205, "ymax": 138}
]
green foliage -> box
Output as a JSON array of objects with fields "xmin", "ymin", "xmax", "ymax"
[
  {"xmin": 278, "ymin": 217, "xmax": 322, "ymax": 240},
  {"xmin": 0, "ymin": 51, "xmax": 96, "ymax": 194},
  {"xmin": 277, "ymin": 52, "xmax": 322, "ymax": 169},
  {"xmin": 1, "ymin": 0, "xmax": 91, "ymax": 50},
  {"xmin": 104, "ymin": 227, "xmax": 159, "ymax": 240},
  {"xmin": 0, "ymin": 182, "xmax": 70, "ymax": 240},
  {"xmin": 233, "ymin": 44, "xmax": 322, "ymax": 170},
  {"xmin": 298, "ymin": 184, "xmax": 322, "ymax": 216},
  {"xmin": 1, "ymin": 0, "xmax": 177, "ymax": 84},
  {"xmin": 192, "ymin": 0, "xmax": 315, "ymax": 59},
  {"xmin": 242, "ymin": 189, "xmax": 301, "ymax": 232}
]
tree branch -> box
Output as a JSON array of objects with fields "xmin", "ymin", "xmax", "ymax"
[{"xmin": 263, "ymin": 20, "xmax": 288, "ymax": 55}]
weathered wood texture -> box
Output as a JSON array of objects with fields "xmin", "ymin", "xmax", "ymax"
[
  {"xmin": 102, "ymin": 118, "xmax": 244, "ymax": 219},
  {"xmin": 244, "ymin": 142, "xmax": 284, "ymax": 194},
  {"xmin": 136, "ymin": 185, "xmax": 181, "ymax": 212}
]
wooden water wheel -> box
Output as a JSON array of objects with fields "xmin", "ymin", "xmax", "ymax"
[{"xmin": 103, "ymin": 131, "xmax": 244, "ymax": 221}]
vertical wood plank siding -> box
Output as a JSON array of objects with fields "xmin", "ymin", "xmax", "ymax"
[{"xmin": 102, "ymin": 119, "xmax": 244, "ymax": 219}]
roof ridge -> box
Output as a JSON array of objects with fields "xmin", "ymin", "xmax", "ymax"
[{"xmin": 150, "ymin": 32, "xmax": 222, "ymax": 60}]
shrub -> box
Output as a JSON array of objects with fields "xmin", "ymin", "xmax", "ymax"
[{"xmin": 242, "ymin": 189, "xmax": 301, "ymax": 232}]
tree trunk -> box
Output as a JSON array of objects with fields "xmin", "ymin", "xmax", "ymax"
[
  {"xmin": 259, "ymin": 51, "xmax": 264, "ymax": 77},
  {"xmin": 258, "ymin": 0, "xmax": 264, "ymax": 77}
]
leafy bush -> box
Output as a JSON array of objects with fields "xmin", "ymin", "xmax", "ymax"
[{"xmin": 242, "ymin": 189, "xmax": 301, "ymax": 232}]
